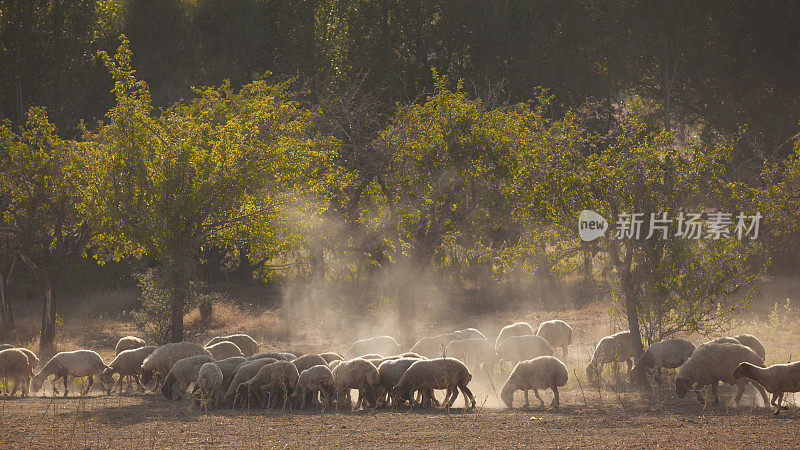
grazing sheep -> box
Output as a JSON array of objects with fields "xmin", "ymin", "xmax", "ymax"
[
  {"xmin": 445, "ymin": 338, "xmax": 498, "ymax": 374},
  {"xmin": 292, "ymin": 364, "xmax": 335, "ymax": 409},
  {"xmin": 733, "ymin": 361, "xmax": 800, "ymax": 415},
  {"xmin": 732, "ymin": 334, "xmax": 766, "ymax": 361},
  {"xmin": 586, "ymin": 331, "xmax": 633, "ymax": 384},
  {"xmin": 331, "ymin": 357, "xmax": 381, "ymax": 410},
  {"xmin": 495, "ymin": 322, "xmax": 535, "ymax": 348},
  {"xmin": 392, "ymin": 358, "xmax": 475, "ymax": 409},
  {"xmin": 225, "ymin": 358, "xmax": 278, "ymax": 407},
  {"xmin": 16, "ymin": 348, "xmax": 39, "ymax": 370},
  {"xmin": 0, "ymin": 344, "xmax": 14, "ymax": 351},
  {"xmin": 211, "ymin": 356, "xmax": 246, "ymax": 394},
  {"xmin": 205, "ymin": 341, "xmax": 244, "ymax": 360},
  {"xmin": 236, "ymin": 360, "xmax": 299, "ymax": 409},
  {"xmin": 536, "ymin": 320, "xmax": 573, "ymax": 358},
  {"xmin": 205, "ymin": 334, "xmax": 260, "ymax": 357},
  {"xmin": 161, "ymin": 354, "xmax": 216, "ymax": 400},
  {"xmin": 140, "ymin": 342, "xmax": 211, "ymax": 387},
  {"xmin": 292, "ymin": 354, "xmax": 328, "ymax": 374},
  {"xmin": 629, "ymin": 338, "xmax": 696, "ymax": 384},
  {"xmin": 0, "ymin": 348, "xmax": 33, "ymax": 397},
  {"xmin": 343, "ymin": 336, "xmax": 401, "ymax": 360},
  {"xmin": 319, "ymin": 352, "xmax": 343, "ymax": 363},
  {"xmin": 101, "ymin": 346, "xmax": 157, "ymax": 394},
  {"xmin": 328, "ymin": 360, "xmax": 341, "ymax": 370},
  {"xmin": 410, "ymin": 333, "xmax": 463, "ymax": 358},
  {"xmin": 455, "ymin": 328, "xmax": 487, "ymax": 340},
  {"xmin": 115, "ymin": 336, "xmax": 145, "ymax": 355},
  {"xmin": 247, "ymin": 351, "xmax": 294, "ymax": 361},
  {"xmin": 31, "ymin": 350, "xmax": 112, "ymax": 397},
  {"xmin": 496, "ymin": 335, "xmax": 554, "ymax": 366},
  {"xmin": 675, "ymin": 342, "xmax": 769, "ymax": 407},
  {"xmin": 501, "ymin": 356, "xmax": 568, "ymax": 409},
  {"xmin": 196, "ymin": 362, "xmax": 224, "ymax": 410},
  {"xmin": 377, "ymin": 357, "xmax": 423, "ymax": 406}
]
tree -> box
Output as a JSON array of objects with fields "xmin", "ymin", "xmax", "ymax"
[
  {"xmin": 0, "ymin": 108, "xmax": 91, "ymax": 352},
  {"xmin": 77, "ymin": 37, "xmax": 330, "ymax": 342}
]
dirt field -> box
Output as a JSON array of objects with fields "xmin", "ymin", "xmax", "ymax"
[{"xmin": 1, "ymin": 390, "xmax": 798, "ymax": 449}]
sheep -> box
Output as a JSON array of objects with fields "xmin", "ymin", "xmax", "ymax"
[
  {"xmin": 732, "ymin": 334, "xmax": 766, "ymax": 361},
  {"xmin": 236, "ymin": 360, "xmax": 299, "ymax": 409},
  {"xmin": 675, "ymin": 342, "xmax": 769, "ymax": 407},
  {"xmin": 101, "ymin": 346, "xmax": 157, "ymax": 394},
  {"xmin": 496, "ymin": 335, "xmax": 554, "ymax": 367},
  {"xmin": 536, "ymin": 320, "xmax": 573, "ymax": 358},
  {"xmin": 291, "ymin": 364, "xmax": 335, "ymax": 409},
  {"xmin": 195, "ymin": 362, "xmax": 224, "ymax": 410},
  {"xmin": 31, "ymin": 350, "xmax": 112, "ymax": 397},
  {"xmin": 16, "ymin": 348, "xmax": 39, "ymax": 370},
  {"xmin": 455, "ymin": 328, "xmax": 487, "ymax": 340},
  {"xmin": 392, "ymin": 358, "xmax": 475, "ymax": 409},
  {"xmin": 205, "ymin": 341, "xmax": 244, "ymax": 360},
  {"xmin": 629, "ymin": 338, "xmax": 696, "ymax": 384},
  {"xmin": 115, "ymin": 336, "xmax": 145, "ymax": 355},
  {"xmin": 292, "ymin": 354, "xmax": 328, "ymax": 374},
  {"xmin": 343, "ymin": 336, "xmax": 401, "ymax": 360},
  {"xmin": 0, "ymin": 349, "xmax": 33, "ymax": 397},
  {"xmin": 206, "ymin": 356, "xmax": 247, "ymax": 395},
  {"xmin": 319, "ymin": 352, "xmax": 343, "ymax": 363},
  {"xmin": 161, "ymin": 354, "xmax": 216, "ymax": 400},
  {"xmin": 205, "ymin": 334, "xmax": 260, "ymax": 357},
  {"xmin": 733, "ymin": 361, "xmax": 800, "ymax": 415},
  {"xmin": 410, "ymin": 333, "xmax": 463, "ymax": 358},
  {"xmin": 376, "ymin": 357, "xmax": 423, "ymax": 406},
  {"xmin": 247, "ymin": 351, "xmax": 295, "ymax": 361},
  {"xmin": 0, "ymin": 344, "xmax": 14, "ymax": 351},
  {"xmin": 140, "ymin": 342, "xmax": 211, "ymax": 387},
  {"xmin": 331, "ymin": 357, "xmax": 381, "ymax": 410},
  {"xmin": 495, "ymin": 322, "xmax": 535, "ymax": 348},
  {"xmin": 225, "ymin": 357, "xmax": 278, "ymax": 407},
  {"xmin": 445, "ymin": 338, "xmax": 498, "ymax": 374},
  {"xmin": 585, "ymin": 331, "xmax": 633, "ymax": 384},
  {"xmin": 501, "ymin": 356, "xmax": 569, "ymax": 409}
]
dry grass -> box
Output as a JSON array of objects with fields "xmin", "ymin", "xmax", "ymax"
[{"xmin": 185, "ymin": 301, "xmax": 294, "ymax": 349}]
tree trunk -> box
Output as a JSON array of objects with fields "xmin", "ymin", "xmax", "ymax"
[
  {"xmin": 39, "ymin": 276, "xmax": 57, "ymax": 355},
  {"xmin": 0, "ymin": 256, "xmax": 16, "ymax": 338},
  {"xmin": 166, "ymin": 261, "xmax": 192, "ymax": 343},
  {"xmin": 235, "ymin": 244, "xmax": 253, "ymax": 283},
  {"xmin": 608, "ymin": 241, "xmax": 645, "ymax": 360},
  {"xmin": 169, "ymin": 288, "xmax": 185, "ymax": 343}
]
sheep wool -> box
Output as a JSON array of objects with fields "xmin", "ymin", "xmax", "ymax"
[
  {"xmin": 343, "ymin": 336, "xmax": 402, "ymax": 360},
  {"xmin": 675, "ymin": 342, "xmax": 769, "ymax": 407},
  {"xmin": 102, "ymin": 346, "xmax": 157, "ymax": 394},
  {"xmin": 292, "ymin": 364, "xmax": 335, "ymax": 409},
  {"xmin": 410, "ymin": 333, "xmax": 465, "ymax": 359},
  {"xmin": 205, "ymin": 341, "xmax": 244, "ymax": 360},
  {"xmin": 585, "ymin": 331, "xmax": 633, "ymax": 383},
  {"xmin": 196, "ymin": 362, "xmax": 224, "ymax": 409},
  {"xmin": 445, "ymin": 338, "xmax": 498, "ymax": 373},
  {"xmin": 495, "ymin": 322, "xmax": 535, "ymax": 348},
  {"xmin": 733, "ymin": 334, "xmax": 766, "ymax": 361},
  {"xmin": 292, "ymin": 354, "xmax": 328, "ymax": 374},
  {"xmin": 332, "ymin": 357, "xmax": 381, "ymax": 410},
  {"xmin": 500, "ymin": 356, "xmax": 568, "ymax": 408},
  {"xmin": 376, "ymin": 357, "xmax": 422, "ymax": 405},
  {"xmin": 319, "ymin": 352, "xmax": 343, "ymax": 363},
  {"xmin": 535, "ymin": 320, "xmax": 573, "ymax": 358},
  {"xmin": 733, "ymin": 361, "xmax": 800, "ymax": 414},
  {"xmin": 161, "ymin": 354, "xmax": 216, "ymax": 400},
  {"xmin": 496, "ymin": 335, "xmax": 554, "ymax": 364},
  {"xmin": 392, "ymin": 358, "xmax": 475, "ymax": 409},
  {"xmin": 224, "ymin": 357, "xmax": 278, "ymax": 406},
  {"xmin": 205, "ymin": 334, "xmax": 260, "ymax": 357},
  {"xmin": 31, "ymin": 350, "xmax": 111, "ymax": 397},
  {"xmin": 0, "ymin": 348, "xmax": 33, "ymax": 397},
  {"xmin": 140, "ymin": 342, "xmax": 211, "ymax": 385},
  {"xmin": 454, "ymin": 328, "xmax": 487, "ymax": 340},
  {"xmin": 115, "ymin": 336, "xmax": 145, "ymax": 355},
  {"xmin": 629, "ymin": 338, "xmax": 696, "ymax": 383}
]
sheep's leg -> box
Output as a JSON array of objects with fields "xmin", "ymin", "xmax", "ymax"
[
  {"xmin": 533, "ymin": 389, "xmax": 545, "ymax": 408},
  {"xmin": 523, "ymin": 389, "xmax": 529, "ymax": 408},
  {"xmin": 750, "ymin": 381, "xmax": 769, "ymax": 408},
  {"xmin": 447, "ymin": 386, "xmax": 459, "ymax": 408},
  {"xmin": 63, "ymin": 375, "xmax": 69, "ymax": 397},
  {"xmin": 112, "ymin": 375, "xmax": 125, "ymax": 395},
  {"xmin": 625, "ymin": 358, "xmax": 632, "ymax": 374},
  {"xmin": 81, "ymin": 375, "xmax": 94, "ymax": 396},
  {"xmin": 460, "ymin": 385, "xmax": 476, "ymax": 408},
  {"xmin": 550, "ymin": 385, "xmax": 560, "ymax": 408},
  {"xmin": 712, "ymin": 382, "xmax": 720, "ymax": 406}
]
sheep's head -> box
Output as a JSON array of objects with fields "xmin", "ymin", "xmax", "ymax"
[
  {"xmin": 500, "ymin": 384, "xmax": 515, "ymax": 408},
  {"xmin": 732, "ymin": 362, "xmax": 751, "ymax": 380},
  {"xmin": 140, "ymin": 369, "xmax": 153, "ymax": 385},
  {"xmin": 674, "ymin": 377, "xmax": 690, "ymax": 398},
  {"xmin": 30, "ymin": 373, "xmax": 45, "ymax": 393},
  {"xmin": 585, "ymin": 364, "xmax": 598, "ymax": 385},
  {"xmin": 100, "ymin": 368, "xmax": 115, "ymax": 388},
  {"xmin": 628, "ymin": 364, "xmax": 646, "ymax": 384}
]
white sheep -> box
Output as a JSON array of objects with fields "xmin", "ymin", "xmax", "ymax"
[
  {"xmin": 292, "ymin": 354, "xmax": 328, "ymax": 374},
  {"xmin": 732, "ymin": 334, "xmax": 766, "ymax": 361},
  {"xmin": 536, "ymin": 320, "xmax": 573, "ymax": 358},
  {"xmin": 210, "ymin": 356, "xmax": 246, "ymax": 394},
  {"xmin": 675, "ymin": 341, "xmax": 769, "ymax": 407},
  {"xmin": 101, "ymin": 345, "xmax": 157, "ymax": 394},
  {"xmin": 343, "ymin": 336, "xmax": 401, "ymax": 360},
  {"xmin": 205, "ymin": 334, "xmax": 260, "ymax": 357},
  {"xmin": 331, "ymin": 357, "xmax": 381, "ymax": 410},
  {"xmin": 31, "ymin": 350, "xmax": 112, "ymax": 397},
  {"xmin": 140, "ymin": 342, "xmax": 211, "ymax": 387},
  {"xmin": 247, "ymin": 351, "xmax": 295, "ymax": 361},
  {"xmin": 0, "ymin": 348, "xmax": 34, "ymax": 397},
  {"xmin": 376, "ymin": 357, "xmax": 423, "ymax": 406},
  {"xmin": 409, "ymin": 333, "xmax": 463, "ymax": 358},
  {"xmin": 496, "ymin": 335, "xmax": 554, "ymax": 367},
  {"xmin": 733, "ymin": 361, "xmax": 800, "ymax": 415},
  {"xmin": 629, "ymin": 338, "xmax": 696, "ymax": 384},
  {"xmin": 291, "ymin": 364, "xmax": 335, "ymax": 409},
  {"xmin": 445, "ymin": 338, "xmax": 498, "ymax": 374},
  {"xmin": 237, "ymin": 360, "xmax": 299, "ymax": 409},
  {"xmin": 495, "ymin": 322, "xmax": 535, "ymax": 348},
  {"xmin": 585, "ymin": 331, "xmax": 633, "ymax": 384},
  {"xmin": 500, "ymin": 356, "xmax": 568, "ymax": 409},
  {"xmin": 12, "ymin": 348, "xmax": 39, "ymax": 371},
  {"xmin": 115, "ymin": 336, "xmax": 145, "ymax": 355},
  {"xmin": 319, "ymin": 352, "xmax": 343, "ymax": 363},
  {"xmin": 224, "ymin": 357, "xmax": 278, "ymax": 407},
  {"xmin": 205, "ymin": 341, "xmax": 244, "ymax": 360},
  {"xmin": 161, "ymin": 354, "xmax": 216, "ymax": 400},
  {"xmin": 196, "ymin": 362, "xmax": 224, "ymax": 410},
  {"xmin": 0, "ymin": 344, "xmax": 13, "ymax": 351},
  {"xmin": 392, "ymin": 358, "xmax": 475, "ymax": 409},
  {"xmin": 454, "ymin": 328, "xmax": 487, "ymax": 340}
]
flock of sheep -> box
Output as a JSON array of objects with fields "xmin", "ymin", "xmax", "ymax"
[{"xmin": 0, "ymin": 319, "xmax": 799, "ymax": 416}]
